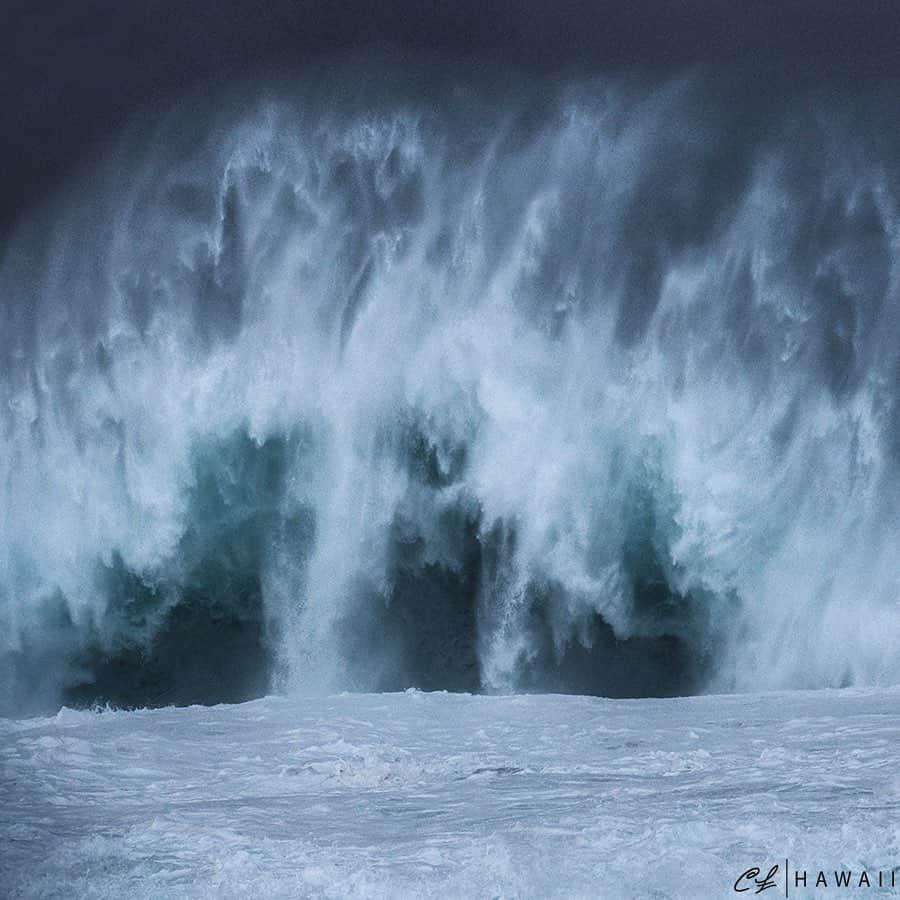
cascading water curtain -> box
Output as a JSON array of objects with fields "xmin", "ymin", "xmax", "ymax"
[{"xmin": 2, "ymin": 68, "xmax": 899, "ymax": 714}]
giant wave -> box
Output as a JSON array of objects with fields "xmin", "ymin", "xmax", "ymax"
[{"xmin": 2, "ymin": 62, "xmax": 899, "ymax": 714}]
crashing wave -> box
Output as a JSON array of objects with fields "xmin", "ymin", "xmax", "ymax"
[{"xmin": 1, "ymin": 63, "xmax": 899, "ymax": 713}]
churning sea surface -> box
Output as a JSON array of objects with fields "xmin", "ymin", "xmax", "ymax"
[{"xmin": 3, "ymin": 687, "xmax": 900, "ymax": 899}]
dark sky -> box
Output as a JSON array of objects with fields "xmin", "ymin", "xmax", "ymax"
[{"xmin": 2, "ymin": 1, "xmax": 900, "ymax": 235}]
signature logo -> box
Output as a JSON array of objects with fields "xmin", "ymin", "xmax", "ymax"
[
  {"xmin": 734, "ymin": 861, "xmax": 897, "ymax": 894},
  {"xmin": 734, "ymin": 864, "xmax": 779, "ymax": 893}
]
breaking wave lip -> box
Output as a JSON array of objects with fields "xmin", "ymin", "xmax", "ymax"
[{"xmin": 1, "ymin": 60, "xmax": 899, "ymax": 715}]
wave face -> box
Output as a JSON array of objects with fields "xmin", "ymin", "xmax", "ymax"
[{"xmin": 2, "ymin": 64, "xmax": 899, "ymax": 713}]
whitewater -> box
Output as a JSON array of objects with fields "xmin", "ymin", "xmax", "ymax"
[
  {"xmin": 4, "ymin": 689, "xmax": 900, "ymax": 898},
  {"xmin": 2, "ymin": 55, "xmax": 900, "ymax": 897},
  {"xmin": 2, "ymin": 66, "xmax": 899, "ymax": 712}
]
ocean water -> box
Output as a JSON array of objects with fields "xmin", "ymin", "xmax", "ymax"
[
  {"xmin": 3, "ymin": 688, "xmax": 900, "ymax": 898},
  {"xmin": 2, "ymin": 65, "xmax": 899, "ymax": 715},
  {"xmin": 2, "ymin": 34, "xmax": 900, "ymax": 898}
]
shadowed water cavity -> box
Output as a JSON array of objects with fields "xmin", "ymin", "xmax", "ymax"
[{"xmin": 41, "ymin": 425, "xmax": 708, "ymax": 709}]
